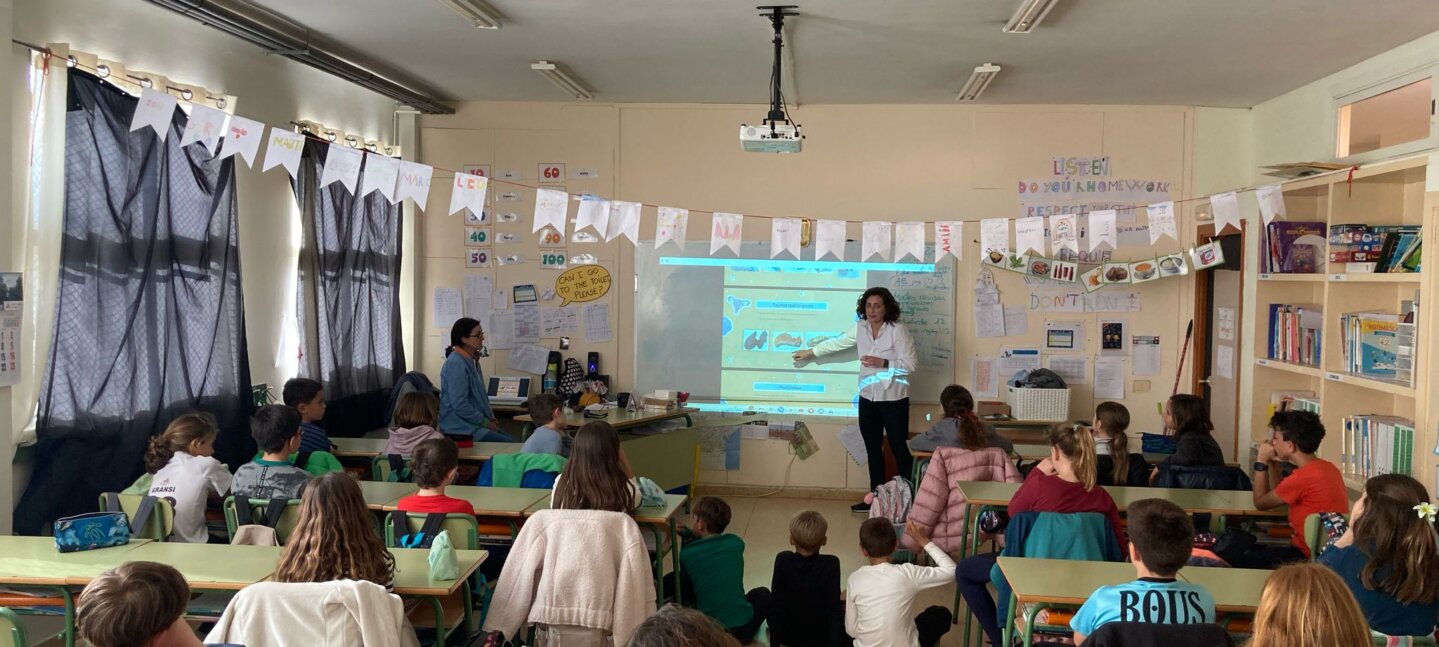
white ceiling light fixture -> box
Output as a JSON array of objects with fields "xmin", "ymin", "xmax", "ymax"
[
  {"xmin": 1003, "ymin": 0, "xmax": 1059, "ymax": 33},
  {"xmin": 530, "ymin": 61, "xmax": 594, "ymax": 100},
  {"xmin": 436, "ymin": 0, "xmax": 504, "ymax": 30},
  {"xmin": 955, "ymin": 64, "xmax": 1001, "ymax": 102}
]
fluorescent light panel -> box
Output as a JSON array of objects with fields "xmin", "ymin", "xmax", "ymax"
[
  {"xmin": 531, "ymin": 61, "xmax": 594, "ymax": 100},
  {"xmin": 437, "ymin": 0, "xmax": 503, "ymax": 29},
  {"xmin": 956, "ymin": 64, "xmax": 1001, "ymax": 102},
  {"xmin": 1003, "ymin": 0, "xmax": 1059, "ymax": 34}
]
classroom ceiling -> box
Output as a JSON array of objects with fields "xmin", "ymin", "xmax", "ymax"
[{"xmin": 233, "ymin": 0, "xmax": 1439, "ymax": 107}]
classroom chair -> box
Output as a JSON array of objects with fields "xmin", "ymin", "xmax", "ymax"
[
  {"xmin": 383, "ymin": 512, "xmax": 484, "ymax": 633},
  {"xmin": 1084, "ymin": 621, "xmax": 1234, "ymax": 646},
  {"xmin": 1371, "ymin": 633, "xmax": 1439, "ymax": 646},
  {"xmin": 205, "ymin": 581, "xmax": 420, "ymax": 647},
  {"xmin": 221, "ymin": 496, "xmax": 302, "ymax": 544},
  {"xmin": 371, "ymin": 454, "xmax": 412, "ymax": 482},
  {"xmin": 0, "ymin": 607, "xmax": 26, "ymax": 647},
  {"xmin": 988, "ymin": 511, "xmax": 1123, "ymax": 647},
  {"xmin": 96, "ymin": 492, "xmax": 174, "ymax": 541},
  {"xmin": 1303, "ymin": 512, "xmax": 1348, "ymax": 560}
]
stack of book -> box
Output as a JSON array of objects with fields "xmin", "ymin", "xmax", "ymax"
[
  {"xmin": 1266, "ymin": 303, "xmax": 1322, "ymax": 367},
  {"xmin": 1263, "ymin": 221, "xmax": 1327, "ymax": 273},
  {"xmin": 1341, "ymin": 414, "xmax": 1414, "ymax": 479},
  {"xmin": 1339, "ymin": 311, "xmax": 1401, "ymax": 381},
  {"xmin": 641, "ymin": 393, "xmax": 677, "ymax": 411},
  {"xmin": 1264, "ymin": 390, "xmax": 1316, "ymax": 425},
  {"xmin": 1277, "ymin": 395, "xmax": 1320, "ymax": 415},
  {"xmin": 1329, "ymin": 224, "xmax": 1422, "ymax": 273}
]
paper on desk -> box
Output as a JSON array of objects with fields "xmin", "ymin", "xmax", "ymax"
[
  {"xmin": 837, "ymin": 424, "xmax": 868, "ymax": 465},
  {"xmin": 1094, "ymin": 356, "xmax": 1125, "ymax": 399},
  {"xmin": 433, "ymin": 288, "xmax": 461, "ymax": 327},
  {"xmin": 507, "ymin": 343, "xmax": 551, "ymax": 375},
  {"xmin": 487, "ymin": 310, "xmax": 515, "ymax": 350}
]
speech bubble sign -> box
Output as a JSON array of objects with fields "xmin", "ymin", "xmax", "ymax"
[{"xmin": 555, "ymin": 264, "xmax": 612, "ymax": 306}]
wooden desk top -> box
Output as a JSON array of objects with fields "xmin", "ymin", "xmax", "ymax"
[
  {"xmin": 456, "ymin": 442, "xmax": 522, "ymax": 462},
  {"xmin": 397, "ymin": 485, "xmax": 550, "ymax": 517},
  {"xmin": 331, "ymin": 437, "xmax": 390, "ymax": 458},
  {"xmin": 524, "ymin": 493, "xmax": 688, "ymax": 526},
  {"xmin": 515, "ymin": 407, "xmax": 698, "ymax": 430},
  {"xmin": 0, "ymin": 537, "xmax": 150, "ymax": 586},
  {"xmin": 122, "ymin": 543, "xmax": 283, "ymax": 590},
  {"xmin": 957, "ymin": 480, "xmax": 1284, "ymax": 517},
  {"xmin": 390, "ymin": 547, "xmax": 487, "ymax": 596},
  {"xmin": 997, "ymin": 556, "xmax": 1270, "ymax": 613},
  {"xmin": 1010, "ymin": 443, "xmax": 1180, "ymax": 465},
  {"xmin": 358, "ymin": 481, "xmax": 419, "ymax": 510}
]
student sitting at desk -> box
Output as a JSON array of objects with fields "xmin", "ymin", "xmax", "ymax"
[
  {"xmin": 77, "ymin": 561, "xmax": 240, "ymax": 647},
  {"xmin": 551, "ymin": 420, "xmax": 640, "ymax": 513},
  {"xmin": 274, "ymin": 473, "xmax": 396, "ymax": 591},
  {"xmin": 1069, "ymin": 498, "xmax": 1216, "ymax": 643},
  {"xmin": 382, "ymin": 391, "xmax": 444, "ymax": 457},
  {"xmin": 1091, "ymin": 402, "xmax": 1149, "ymax": 487},
  {"xmin": 233, "ymin": 405, "xmax": 312, "ymax": 500},
  {"xmin": 520, "ymin": 393, "xmax": 573, "ymax": 458},
  {"xmin": 1245, "ymin": 410, "xmax": 1348, "ymax": 568},
  {"xmin": 1158, "ymin": 394, "xmax": 1225, "ymax": 468},
  {"xmin": 283, "ymin": 377, "xmax": 334, "ymax": 453},
  {"xmin": 395, "ymin": 438, "xmax": 473, "ymax": 515},
  {"xmin": 907, "ymin": 384, "xmax": 1014, "ymax": 454},
  {"xmin": 1247, "ymin": 563, "xmax": 1372, "ymax": 647},
  {"xmin": 144, "ymin": 412, "xmax": 231, "ymax": 543}
]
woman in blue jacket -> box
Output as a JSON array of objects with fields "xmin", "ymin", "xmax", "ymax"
[{"xmin": 439, "ymin": 317, "xmax": 517, "ymax": 442}]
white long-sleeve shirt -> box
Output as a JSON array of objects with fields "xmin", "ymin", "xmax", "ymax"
[
  {"xmin": 812, "ymin": 320, "xmax": 918, "ymax": 402},
  {"xmin": 845, "ymin": 542, "xmax": 957, "ymax": 647}
]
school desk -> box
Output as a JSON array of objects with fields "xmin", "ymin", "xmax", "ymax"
[
  {"xmin": 524, "ymin": 492, "xmax": 689, "ymax": 606},
  {"xmin": 1009, "ymin": 443, "xmax": 1182, "ymax": 466},
  {"xmin": 512, "ymin": 408, "xmax": 700, "ymax": 494},
  {"xmin": 388, "ymin": 485, "xmax": 551, "ymax": 541},
  {"xmin": 332, "ymin": 438, "xmax": 521, "ymax": 463},
  {"xmin": 0, "ymin": 537, "xmax": 151, "ymax": 647},
  {"xmin": 358, "ymin": 480, "xmax": 419, "ymax": 510},
  {"xmin": 994, "ymin": 556, "xmax": 1270, "ymax": 647},
  {"xmin": 391, "ymin": 546, "xmax": 488, "ymax": 644},
  {"xmin": 514, "ymin": 406, "xmax": 698, "ymax": 435}
]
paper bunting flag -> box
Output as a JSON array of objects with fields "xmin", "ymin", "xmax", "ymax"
[
  {"xmin": 219, "ymin": 115, "xmax": 264, "ymax": 167},
  {"xmin": 361, "ymin": 153, "xmax": 400, "ymax": 202},
  {"xmin": 261, "ymin": 129, "xmax": 306, "ymax": 178},
  {"xmin": 447, "ymin": 171, "xmax": 490, "ymax": 220},
  {"xmin": 815, "ymin": 219, "xmax": 846, "ymax": 261},
  {"xmin": 1088, "ymin": 210, "xmax": 1118, "ymax": 251},
  {"xmin": 934, "ymin": 221, "xmax": 963, "ymax": 260},
  {"xmin": 1049, "ymin": 214, "xmax": 1078, "ymax": 255},
  {"xmin": 772, "ymin": 217, "xmax": 803, "ymax": 259},
  {"xmin": 1146, "ymin": 201, "xmax": 1177, "ymax": 244},
  {"xmin": 395, "ymin": 161, "xmax": 433, "ymax": 210},
  {"xmin": 606, "ymin": 201, "xmax": 642, "ymax": 244},
  {"xmin": 980, "ymin": 218, "xmax": 1010, "ymax": 257},
  {"xmin": 656, "ymin": 207, "xmax": 689, "ymax": 250},
  {"xmin": 894, "ymin": 222, "xmax": 925, "ymax": 262},
  {"xmin": 862, "ymin": 221, "xmax": 892, "ymax": 261},
  {"xmin": 319, "ymin": 144, "xmax": 363, "ymax": 194},
  {"xmin": 129, "ymin": 88, "xmax": 177, "ymax": 140},
  {"xmin": 711, "ymin": 212, "xmax": 743, "ymax": 255},
  {"xmin": 1014, "ymin": 216, "xmax": 1046, "ymax": 256},
  {"xmin": 180, "ymin": 103, "xmax": 227, "ymax": 155},
  {"xmin": 1256, "ymin": 184, "xmax": 1286, "ymax": 225},
  {"xmin": 1210, "ymin": 191, "xmax": 1242, "ymax": 234},
  {"xmin": 576, "ymin": 197, "xmax": 611, "ymax": 235},
  {"xmin": 533, "ymin": 188, "xmax": 567, "ymax": 232}
]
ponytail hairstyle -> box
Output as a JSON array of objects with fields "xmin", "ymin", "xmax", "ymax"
[
  {"xmin": 1167, "ymin": 394, "xmax": 1212, "ymax": 438},
  {"xmin": 1353, "ymin": 474, "xmax": 1439, "ymax": 605},
  {"xmin": 1049, "ymin": 422, "xmax": 1099, "ymax": 491},
  {"xmin": 940, "ymin": 385, "xmax": 987, "ymax": 450},
  {"xmin": 144, "ymin": 413, "xmax": 219, "ymax": 474},
  {"xmin": 446, "ymin": 317, "xmax": 481, "ymax": 358},
  {"xmin": 1095, "ymin": 401, "xmax": 1131, "ymax": 485}
]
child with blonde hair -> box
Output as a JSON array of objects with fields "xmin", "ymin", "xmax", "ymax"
[
  {"xmin": 145, "ymin": 412, "xmax": 231, "ymax": 543},
  {"xmin": 769, "ymin": 510, "xmax": 842, "ymax": 647},
  {"xmin": 1247, "ymin": 562, "xmax": 1371, "ymax": 647}
]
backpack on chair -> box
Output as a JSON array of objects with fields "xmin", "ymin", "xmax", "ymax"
[
  {"xmin": 230, "ymin": 495, "xmax": 291, "ymax": 546},
  {"xmin": 391, "ymin": 511, "xmax": 448, "ymax": 549}
]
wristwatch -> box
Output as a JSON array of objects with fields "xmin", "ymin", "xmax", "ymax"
[
  {"xmin": 883, "ymin": 359, "xmax": 890, "ymax": 368},
  {"xmin": 1252, "ymin": 461, "xmax": 1269, "ymax": 472}
]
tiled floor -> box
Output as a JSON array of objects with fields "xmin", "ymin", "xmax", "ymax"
[{"xmin": 691, "ymin": 495, "xmax": 979, "ymax": 647}]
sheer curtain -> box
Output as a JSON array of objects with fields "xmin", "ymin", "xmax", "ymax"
[
  {"xmin": 13, "ymin": 70, "xmax": 253, "ymax": 534},
  {"xmin": 292, "ymin": 140, "xmax": 404, "ymax": 437}
]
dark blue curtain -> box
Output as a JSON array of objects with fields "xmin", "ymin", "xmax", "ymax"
[{"xmin": 14, "ymin": 70, "xmax": 253, "ymax": 534}]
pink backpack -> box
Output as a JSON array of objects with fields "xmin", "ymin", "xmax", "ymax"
[{"xmin": 869, "ymin": 476, "xmax": 913, "ymax": 525}]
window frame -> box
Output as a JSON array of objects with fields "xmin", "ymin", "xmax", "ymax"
[{"xmin": 1332, "ymin": 66, "xmax": 1438, "ymax": 164}]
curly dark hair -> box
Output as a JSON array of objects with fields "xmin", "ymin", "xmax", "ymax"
[{"xmin": 855, "ymin": 287, "xmax": 901, "ymax": 322}]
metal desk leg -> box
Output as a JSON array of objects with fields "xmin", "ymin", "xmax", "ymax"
[
  {"xmin": 460, "ymin": 579, "xmax": 474, "ymax": 641},
  {"xmin": 1002, "ymin": 589, "xmax": 1017, "ymax": 647},
  {"xmin": 424, "ymin": 595, "xmax": 447, "ymax": 646},
  {"xmin": 647, "ymin": 524, "xmax": 668, "ymax": 604},
  {"xmin": 955, "ymin": 500, "xmax": 971, "ymax": 629},
  {"xmin": 669, "ymin": 519, "xmax": 682, "ymax": 606}
]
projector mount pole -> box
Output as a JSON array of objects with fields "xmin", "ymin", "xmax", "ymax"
[{"xmin": 758, "ymin": 5, "xmax": 798, "ymax": 133}]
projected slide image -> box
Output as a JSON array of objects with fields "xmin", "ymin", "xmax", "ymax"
[
  {"xmin": 726, "ymin": 265, "xmax": 868, "ymax": 290},
  {"xmin": 722, "ymin": 288, "xmax": 860, "ymax": 370},
  {"xmin": 720, "ymin": 371, "xmax": 859, "ymax": 413}
]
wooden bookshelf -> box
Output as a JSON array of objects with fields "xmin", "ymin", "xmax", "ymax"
[{"xmin": 1241, "ymin": 156, "xmax": 1435, "ymax": 490}]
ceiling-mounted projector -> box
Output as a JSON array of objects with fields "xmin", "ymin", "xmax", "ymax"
[{"xmin": 742, "ymin": 5, "xmax": 803, "ymax": 153}]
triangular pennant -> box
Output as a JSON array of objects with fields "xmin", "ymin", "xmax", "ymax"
[
  {"xmin": 129, "ymin": 88, "xmax": 177, "ymax": 140},
  {"xmin": 533, "ymin": 188, "xmax": 567, "ymax": 232},
  {"xmin": 218, "ymin": 115, "xmax": 264, "ymax": 167},
  {"xmin": 1146, "ymin": 201, "xmax": 1177, "ymax": 244},
  {"xmin": 261, "ymin": 129, "xmax": 306, "ymax": 178},
  {"xmin": 771, "ymin": 217, "xmax": 802, "ymax": 259},
  {"xmin": 180, "ymin": 103, "xmax": 227, "ymax": 155},
  {"xmin": 711, "ymin": 212, "xmax": 743, "ymax": 256},
  {"xmin": 319, "ymin": 144, "xmax": 363, "ymax": 194},
  {"xmin": 980, "ymin": 218, "xmax": 1010, "ymax": 257},
  {"xmin": 1255, "ymin": 184, "xmax": 1285, "ymax": 225},
  {"xmin": 894, "ymin": 222, "xmax": 925, "ymax": 262},
  {"xmin": 1088, "ymin": 209, "xmax": 1117, "ymax": 251},
  {"xmin": 1210, "ymin": 191, "xmax": 1242, "ymax": 234},
  {"xmin": 448, "ymin": 171, "xmax": 490, "ymax": 220},
  {"xmin": 815, "ymin": 219, "xmax": 846, "ymax": 261},
  {"xmin": 656, "ymin": 207, "xmax": 689, "ymax": 250},
  {"xmin": 395, "ymin": 161, "xmax": 434, "ymax": 210},
  {"xmin": 576, "ymin": 196, "xmax": 611, "ymax": 235},
  {"xmin": 934, "ymin": 221, "xmax": 963, "ymax": 260},
  {"xmin": 1048, "ymin": 214, "xmax": 1078, "ymax": 255},
  {"xmin": 361, "ymin": 153, "xmax": 400, "ymax": 202},
  {"xmin": 1014, "ymin": 216, "xmax": 1045, "ymax": 255},
  {"xmin": 861, "ymin": 222, "xmax": 892, "ymax": 261},
  {"xmin": 606, "ymin": 201, "xmax": 642, "ymax": 244}
]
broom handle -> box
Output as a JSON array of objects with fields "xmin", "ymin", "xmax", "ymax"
[{"xmin": 1172, "ymin": 319, "xmax": 1195, "ymax": 397}]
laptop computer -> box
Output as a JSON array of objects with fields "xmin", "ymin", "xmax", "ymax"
[{"xmin": 487, "ymin": 376, "xmax": 532, "ymax": 407}]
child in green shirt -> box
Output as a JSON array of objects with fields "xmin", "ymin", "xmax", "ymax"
[{"xmin": 671, "ymin": 496, "xmax": 772, "ymax": 644}]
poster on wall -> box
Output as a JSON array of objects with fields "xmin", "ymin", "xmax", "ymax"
[{"xmin": 0, "ymin": 273, "xmax": 20, "ymax": 386}]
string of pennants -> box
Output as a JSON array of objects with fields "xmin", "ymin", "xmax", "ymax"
[{"xmin": 127, "ymin": 82, "xmax": 1294, "ymax": 276}]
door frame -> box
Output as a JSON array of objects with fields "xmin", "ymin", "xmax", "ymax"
[{"xmin": 1191, "ymin": 223, "xmax": 1246, "ymax": 459}]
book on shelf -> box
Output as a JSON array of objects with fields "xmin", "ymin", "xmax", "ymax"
[
  {"xmin": 1276, "ymin": 395, "xmax": 1320, "ymax": 415},
  {"xmin": 1395, "ymin": 293, "xmax": 1419, "ymax": 385},
  {"xmin": 1264, "ymin": 221, "xmax": 1326, "ymax": 273},
  {"xmin": 1266, "ymin": 303, "xmax": 1322, "ymax": 367},
  {"xmin": 1264, "ymin": 390, "xmax": 1316, "ymax": 422},
  {"xmin": 1341, "ymin": 414, "xmax": 1414, "ymax": 480},
  {"xmin": 1329, "ymin": 224, "xmax": 1422, "ymax": 273},
  {"xmin": 1339, "ymin": 311, "xmax": 1401, "ymax": 380}
]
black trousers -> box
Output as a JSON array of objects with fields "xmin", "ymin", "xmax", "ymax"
[
  {"xmin": 859, "ymin": 397, "xmax": 912, "ymax": 490},
  {"xmin": 914, "ymin": 605, "xmax": 954, "ymax": 647}
]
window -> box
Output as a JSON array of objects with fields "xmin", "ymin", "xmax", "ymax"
[{"xmin": 1335, "ymin": 74, "xmax": 1436, "ymax": 160}]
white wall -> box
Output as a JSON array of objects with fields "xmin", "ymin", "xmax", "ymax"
[{"xmin": 0, "ymin": 0, "xmax": 15, "ymax": 535}]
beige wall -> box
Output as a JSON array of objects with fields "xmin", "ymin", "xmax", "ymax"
[{"xmin": 419, "ymin": 103, "xmax": 1208, "ymax": 490}]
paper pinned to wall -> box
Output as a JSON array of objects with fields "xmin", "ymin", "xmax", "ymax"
[
  {"xmin": 433, "ymin": 288, "xmax": 461, "ymax": 328},
  {"xmin": 1100, "ymin": 319, "xmax": 1128, "ymax": 356},
  {"xmin": 1046, "ymin": 355, "xmax": 1089, "ymax": 385},
  {"xmin": 1133, "ymin": 335, "xmax": 1161, "ymax": 376},
  {"xmin": 1045, "ymin": 321, "xmax": 1084, "ymax": 350},
  {"xmin": 1217, "ymin": 307, "xmax": 1236, "ymax": 342},
  {"xmin": 464, "ymin": 275, "xmax": 493, "ymax": 317},
  {"xmin": 1002, "ymin": 305, "xmax": 1029, "ymax": 336},
  {"xmin": 584, "ymin": 302, "xmax": 612, "ymax": 342},
  {"xmin": 975, "ymin": 303, "xmax": 1005, "ymax": 338},
  {"xmin": 837, "ymin": 424, "xmax": 868, "ymax": 465},
  {"xmin": 698, "ymin": 426, "xmax": 742, "ymax": 471},
  {"xmin": 541, "ymin": 305, "xmax": 579, "ymax": 337},
  {"xmin": 1216, "ymin": 344, "xmax": 1235, "ymax": 379},
  {"xmin": 507, "ymin": 343, "xmax": 551, "ymax": 375},
  {"xmin": 1094, "ymin": 356, "xmax": 1125, "ymax": 399},
  {"xmin": 513, "ymin": 302, "xmax": 541, "ymax": 343},
  {"xmin": 999, "ymin": 347, "xmax": 1041, "ymax": 384},
  {"xmin": 972, "ymin": 357, "xmax": 998, "ymax": 398},
  {"xmin": 487, "ymin": 309, "xmax": 515, "ymax": 350}
]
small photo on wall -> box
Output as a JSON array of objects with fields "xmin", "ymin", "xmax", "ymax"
[
  {"xmin": 1191, "ymin": 242, "xmax": 1225, "ymax": 270},
  {"xmin": 1080, "ymin": 266, "xmax": 1105, "ymax": 292},
  {"xmin": 1129, "ymin": 259, "xmax": 1160, "ymax": 283},
  {"xmin": 1157, "ymin": 253, "xmax": 1189, "ymax": 277},
  {"xmin": 1100, "ymin": 262, "xmax": 1131, "ymax": 284},
  {"xmin": 1048, "ymin": 260, "xmax": 1078, "ymax": 283}
]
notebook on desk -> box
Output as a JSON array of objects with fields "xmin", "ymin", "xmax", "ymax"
[{"xmin": 488, "ymin": 376, "xmax": 532, "ymax": 407}]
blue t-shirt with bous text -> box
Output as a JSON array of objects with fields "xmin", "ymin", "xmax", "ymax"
[{"xmin": 1070, "ymin": 577, "xmax": 1215, "ymax": 637}]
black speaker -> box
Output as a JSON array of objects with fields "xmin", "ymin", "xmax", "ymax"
[{"xmin": 587, "ymin": 352, "xmax": 600, "ymax": 376}]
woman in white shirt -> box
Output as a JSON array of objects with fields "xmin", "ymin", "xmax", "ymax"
[{"xmin": 793, "ymin": 287, "xmax": 917, "ymax": 512}]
